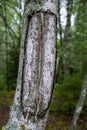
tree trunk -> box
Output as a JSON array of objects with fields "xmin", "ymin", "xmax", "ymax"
[
  {"xmin": 56, "ymin": 0, "xmax": 64, "ymax": 84},
  {"xmin": 2, "ymin": 0, "xmax": 58, "ymax": 130},
  {"xmin": 64, "ymin": 0, "xmax": 73, "ymax": 75},
  {"xmin": 70, "ymin": 75, "xmax": 87, "ymax": 130}
]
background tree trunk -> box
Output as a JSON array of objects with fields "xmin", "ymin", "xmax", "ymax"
[
  {"xmin": 64, "ymin": 0, "xmax": 73, "ymax": 75},
  {"xmin": 56, "ymin": 0, "xmax": 64, "ymax": 84},
  {"xmin": 2, "ymin": 0, "xmax": 58, "ymax": 130}
]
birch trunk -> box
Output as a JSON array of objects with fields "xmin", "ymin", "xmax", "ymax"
[
  {"xmin": 2, "ymin": 0, "xmax": 58, "ymax": 130},
  {"xmin": 70, "ymin": 75, "xmax": 87, "ymax": 130},
  {"xmin": 64, "ymin": 0, "xmax": 73, "ymax": 75}
]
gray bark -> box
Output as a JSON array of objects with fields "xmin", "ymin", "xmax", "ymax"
[
  {"xmin": 70, "ymin": 75, "xmax": 87, "ymax": 130},
  {"xmin": 64, "ymin": 0, "xmax": 73, "ymax": 75},
  {"xmin": 2, "ymin": 0, "xmax": 58, "ymax": 130}
]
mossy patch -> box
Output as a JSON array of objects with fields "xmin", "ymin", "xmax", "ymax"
[{"xmin": 21, "ymin": 125, "xmax": 25, "ymax": 130}]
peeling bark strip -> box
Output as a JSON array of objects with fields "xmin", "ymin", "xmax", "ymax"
[{"xmin": 2, "ymin": 0, "xmax": 58, "ymax": 130}]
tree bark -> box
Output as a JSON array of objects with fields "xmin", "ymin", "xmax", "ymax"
[
  {"xmin": 56, "ymin": 0, "xmax": 64, "ymax": 84},
  {"xmin": 64, "ymin": 0, "xmax": 73, "ymax": 75},
  {"xmin": 2, "ymin": 0, "xmax": 58, "ymax": 130}
]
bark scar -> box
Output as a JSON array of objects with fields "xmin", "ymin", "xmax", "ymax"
[{"xmin": 20, "ymin": 15, "xmax": 32, "ymax": 117}]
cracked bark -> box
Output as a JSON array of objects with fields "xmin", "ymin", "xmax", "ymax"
[{"xmin": 2, "ymin": 0, "xmax": 58, "ymax": 130}]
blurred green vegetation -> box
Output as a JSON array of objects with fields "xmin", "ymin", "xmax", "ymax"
[
  {"xmin": 0, "ymin": 75, "xmax": 6, "ymax": 91},
  {"xmin": 0, "ymin": 91, "xmax": 15, "ymax": 107},
  {"xmin": 50, "ymin": 74, "xmax": 87, "ymax": 117},
  {"xmin": 0, "ymin": 0, "xmax": 22, "ymax": 91}
]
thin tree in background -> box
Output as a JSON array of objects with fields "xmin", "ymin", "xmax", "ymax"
[
  {"xmin": 64, "ymin": 0, "xmax": 73, "ymax": 75},
  {"xmin": 56, "ymin": 0, "xmax": 64, "ymax": 83},
  {"xmin": 2, "ymin": 0, "xmax": 58, "ymax": 129}
]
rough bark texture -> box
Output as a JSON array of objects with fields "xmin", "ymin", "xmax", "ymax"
[
  {"xmin": 70, "ymin": 75, "xmax": 87, "ymax": 130},
  {"xmin": 2, "ymin": 0, "xmax": 58, "ymax": 130}
]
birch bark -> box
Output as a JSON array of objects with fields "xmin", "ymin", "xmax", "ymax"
[
  {"xmin": 64, "ymin": 0, "xmax": 73, "ymax": 75},
  {"xmin": 2, "ymin": 0, "xmax": 58, "ymax": 130}
]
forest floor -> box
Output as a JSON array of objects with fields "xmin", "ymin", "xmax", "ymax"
[{"xmin": 0, "ymin": 91, "xmax": 87, "ymax": 130}]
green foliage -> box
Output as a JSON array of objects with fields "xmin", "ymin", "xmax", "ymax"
[
  {"xmin": 0, "ymin": 0, "xmax": 22, "ymax": 90},
  {"xmin": 0, "ymin": 74, "xmax": 6, "ymax": 91},
  {"xmin": 71, "ymin": 0, "xmax": 87, "ymax": 75},
  {"xmin": 50, "ymin": 98, "xmax": 59, "ymax": 112},
  {"xmin": 61, "ymin": 102, "xmax": 76, "ymax": 115},
  {"xmin": 55, "ymin": 74, "xmax": 83, "ymax": 115},
  {"xmin": 7, "ymin": 43, "xmax": 20, "ymax": 90}
]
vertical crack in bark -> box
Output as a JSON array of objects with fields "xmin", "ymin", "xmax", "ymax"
[
  {"xmin": 36, "ymin": 11, "xmax": 57, "ymax": 119},
  {"xmin": 35, "ymin": 12, "xmax": 45, "ymax": 120},
  {"xmin": 20, "ymin": 15, "xmax": 32, "ymax": 118},
  {"xmin": 39, "ymin": 12, "xmax": 44, "ymax": 81}
]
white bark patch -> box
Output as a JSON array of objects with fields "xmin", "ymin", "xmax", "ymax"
[
  {"xmin": 42, "ymin": 1, "xmax": 58, "ymax": 15},
  {"xmin": 76, "ymin": 106, "xmax": 82, "ymax": 114},
  {"xmin": 24, "ymin": 0, "xmax": 58, "ymax": 17},
  {"xmin": 22, "ymin": 15, "xmax": 40, "ymax": 116},
  {"xmin": 40, "ymin": 15, "xmax": 56, "ymax": 109}
]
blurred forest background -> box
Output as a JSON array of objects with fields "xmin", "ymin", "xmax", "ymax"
[{"xmin": 0, "ymin": 0, "xmax": 87, "ymax": 129}]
